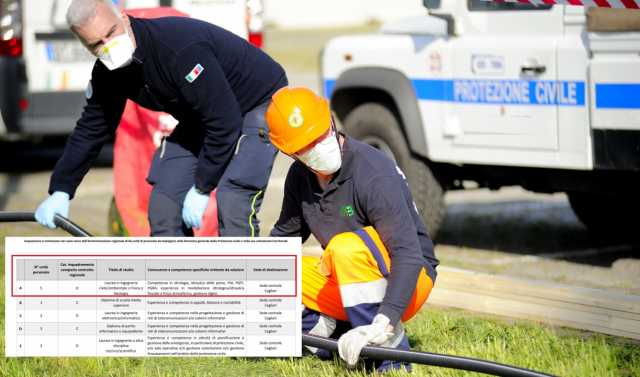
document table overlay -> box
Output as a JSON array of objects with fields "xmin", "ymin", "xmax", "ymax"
[{"xmin": 5, "ymin": 237, "xmax": 302, "ymax": 357}]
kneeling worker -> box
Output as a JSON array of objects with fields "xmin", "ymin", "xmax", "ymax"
[{"xmin": 267, "ymin": 87, "xmax": 439, "ymax": 372}]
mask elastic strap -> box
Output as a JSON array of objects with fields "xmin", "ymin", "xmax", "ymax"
[{"xmin": 330, "ymin": 116, "xmax": 343, "ymax": 155}]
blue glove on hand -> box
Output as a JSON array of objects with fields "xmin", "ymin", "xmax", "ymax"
[
  {"xmin": 35, "ymin": 191, "xmax": 70, "ymax": 229},
  {"xmin": 182, "ymin": 186, "xmax": 210, "ymax": 229}
]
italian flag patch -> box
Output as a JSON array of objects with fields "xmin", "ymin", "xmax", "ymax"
[{"xmin": 185, "ymin": 64, "xmax": 204, "ymax": 83}]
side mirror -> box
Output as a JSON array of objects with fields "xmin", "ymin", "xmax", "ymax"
[{"xmin": 423, "ymin": 0, "xmax": 441, "ymax": 9}]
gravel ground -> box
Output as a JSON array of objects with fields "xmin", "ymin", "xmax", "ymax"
[
  {"xmin": 1, "ymin": 153, "xmax": 638, "ymax": 295},
  {"xmin": 438, "ymin": 188, "xmax": 640, "ymax": 295}
]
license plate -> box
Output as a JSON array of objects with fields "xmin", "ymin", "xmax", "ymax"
[{"xmin": 45, "ymin": 41, "xmax": 94, "ymax": 63}]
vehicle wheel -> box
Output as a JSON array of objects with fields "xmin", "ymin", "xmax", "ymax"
[
  {"xmin": 108, "ymin": 196, "xmax": 129, "ymax": 236},
  {"xmin": 343, "ymin": 103, "xmax": 446, "ymax": 238},
  {"xmin": 567, "ymin": 191, "xmax": 638, "ymax": 239}
]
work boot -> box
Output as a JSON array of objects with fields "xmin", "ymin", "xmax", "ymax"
[
  {"xmin": 302, "ymin": 306, "xmax": 337, "ymax": 359},
  {"xmin": 367, "ymin": 322, "xmax": 412, "ymax": 373},
  {"xmin": 374, "ymin": 335, "xmax": 412, "ymax": 373}
]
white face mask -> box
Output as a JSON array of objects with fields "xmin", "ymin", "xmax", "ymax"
[
  {"xmin": 297, "ymin": 130, "xmax": 342, "ymax": 175},
  {"xmin": 97, "ymin": 31, "xmax": 135, "ymax": 71}
]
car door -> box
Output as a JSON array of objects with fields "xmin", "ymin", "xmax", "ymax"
[
  {"xmin": 447, "ymin": 1, "xmax": 566, "ymax": 158},
  {"xmin": 19, "ymin": 0, "xmax": 95, "ymax": 134}
]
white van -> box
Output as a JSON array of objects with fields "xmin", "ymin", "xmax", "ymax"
[
  {"xmin": 322, "ymin": 1, "xmax": 640, "ymax": 237},
  {"xmin": 0, "ymin": 0, "xmax": 263, "ymax": 138}
]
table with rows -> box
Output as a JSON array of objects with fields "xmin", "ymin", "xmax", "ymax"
[{"xmin": 4, "ymin": 238, "xmax": 302, "ymax": 357}]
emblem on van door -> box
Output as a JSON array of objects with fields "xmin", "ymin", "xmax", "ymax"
[
  {"xmin": 471, "ymin": 55, "xmax": 505, "ymax": 75},
  {"xmin": 429, "ymin": 52, "xmax": 442, "ymax": 73}
]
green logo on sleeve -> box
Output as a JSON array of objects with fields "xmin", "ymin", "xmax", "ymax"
[{"xmin": 340, "ymin": 204, "xmax": 355, "ymax": 217}]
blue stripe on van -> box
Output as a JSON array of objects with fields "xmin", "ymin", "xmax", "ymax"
[
  {"xmin": 325, "ymin": 78, "xmax": 586, "ymax": 107},
  {"xmin": 324, "ymin": 80, "xmax": 335, "ymax": 98},
  {"xmin": 595, "ymin": 84, "xmax": 640, "ymax": 109}
]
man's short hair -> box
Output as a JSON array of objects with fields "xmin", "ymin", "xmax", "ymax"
[{"xmin": 66, "ymin": 0, "xmax": 119, "ymax": 28}]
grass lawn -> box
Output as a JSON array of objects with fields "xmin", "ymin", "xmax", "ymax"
[
  {"xmin": 263, "ymin": 24, "xmax": 380, "ymax": 74},
  {"xmin": 0, "ymin": 249, "xmax": 638, "ymax": 377},
  {"xmin": 3, "ymin": 20, "xmax": 639, "ymax": 377}
]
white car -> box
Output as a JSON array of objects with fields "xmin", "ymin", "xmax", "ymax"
[
  {"xmin": 0, "ymin": 0, "xmax": 263, "ymax": 138},
  {"xmin": 322, "ymin": 0, "xmax": 640, "ymax": 237}
]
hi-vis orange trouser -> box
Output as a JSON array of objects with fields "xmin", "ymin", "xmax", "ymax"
[{"xmin": 302, "ymin": 226, "xmax": 434, "ymax": 326}]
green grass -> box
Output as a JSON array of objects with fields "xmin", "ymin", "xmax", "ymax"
[
  {"xmin": 1, "ymin": 306, "xmax": 639, "ymax": 377},
  {"xmin": 3, "ymin": 23, "xmax": 639, "ymax": 377},
  {"xmin": 264, "ymin": 24, "xmax": 380, "ymax": 74},
  {"xmin": 1, "ymin": 233, "xmax": 638, "ymax": 376}
]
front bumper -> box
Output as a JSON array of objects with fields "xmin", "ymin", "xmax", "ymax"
[
  {"xmin": 593, "ymin": 129, "xmax": 640, "ymax": 171},
  {"xmin": 0, "ymin": 56, "xmax": 26, "ymax": 135}
]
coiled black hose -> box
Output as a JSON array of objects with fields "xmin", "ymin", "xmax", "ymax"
[
  {"xmin": 303, "ymin": 333, "xmax": 554, "ymax": 377},
  {"xmin": 0, "ymin": 212, "xmax": 555, "ymax": 376},
  {"xmin": 0, "ymin": 211, "xmax": 91, "ymax": 237}
]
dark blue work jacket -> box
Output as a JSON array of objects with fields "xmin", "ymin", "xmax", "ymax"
[
  {"xmin": 271, "ymin": 136, "xmax": 439, "ymax": 325},
  {"xmin": 50, "ymin": 16, "xmax": 287, "ymax": 197}
]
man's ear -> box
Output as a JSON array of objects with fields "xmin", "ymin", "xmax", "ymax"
[
  {"xmin": 120, "ymin": 10, "xmax": 135, "ymax": 47},
  {"xmin": 120, "ymin": 10, "xmax": 130, "ymax": 26},
  {"xmin": 70, "ymin": 26, "xmax": 88, "ymax": 48}
]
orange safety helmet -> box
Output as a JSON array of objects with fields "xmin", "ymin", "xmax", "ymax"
[{"xmin": 266, "ymin": 87, "xmax": 332, "ymax": 155}]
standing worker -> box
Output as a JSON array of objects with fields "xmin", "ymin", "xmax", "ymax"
[
  {"xmin": 267, "ymin": 87, "xmax": 439, "ymax": 372},
  {"xmin": 34, "ymin": 0, "xmax": 287, "ymax": 236}
]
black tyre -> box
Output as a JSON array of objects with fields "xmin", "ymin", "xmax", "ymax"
[
  {"xmin": 567, "ymin": 191, "xmax": 638, "ymax": 239},
  {"xmin": 342, "ymin": 103, "xmax": 445, "ymax": 238}
]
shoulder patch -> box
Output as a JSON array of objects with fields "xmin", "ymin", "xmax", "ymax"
[{"xmin": 185, "ymin": 64, "xmax": 204, "ymax": 83}]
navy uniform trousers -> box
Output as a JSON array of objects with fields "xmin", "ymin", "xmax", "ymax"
[{"xmin": 146, "ymin": 100, "xmax": 277, "ymax": 236}]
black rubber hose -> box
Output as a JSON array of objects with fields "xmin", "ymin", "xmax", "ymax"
[
  {"xmin": 0, "ymin": 212, "xmax": 92, "ymax": 237},
  {"xmin": 303, "ymin": 334, "xmax": 555, "ymax": 377},
  {"xmin": 0, "ymin": 212, "xmax": 554, "ymax": 376}
]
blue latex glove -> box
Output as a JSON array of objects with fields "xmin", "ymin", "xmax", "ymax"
[
  {"xmin": 35, "ymin": 191, "xmax": 70, "ymax": 229},
  {"xmin": 182, "ymin": 186, "xmax": 210, "ymax": 229}
]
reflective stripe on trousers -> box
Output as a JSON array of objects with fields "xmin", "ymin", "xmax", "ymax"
[{"xmin": 301, "ymin": 226, "xmax": 433, "ymax": 324}]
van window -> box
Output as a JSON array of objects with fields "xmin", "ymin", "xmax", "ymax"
[{"xmin": 468, "ymin": 0, "xmax": 552, "ymax": 11}]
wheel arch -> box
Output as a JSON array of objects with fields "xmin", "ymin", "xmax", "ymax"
[{"xmin": 328, "ymin": 67, "xmax": 429, "ymax": 159}]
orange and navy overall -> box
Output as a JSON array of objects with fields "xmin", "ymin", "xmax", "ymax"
[{"xmin": 301, "ymin": 226, "xmax": 434, "ymax": 371}]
